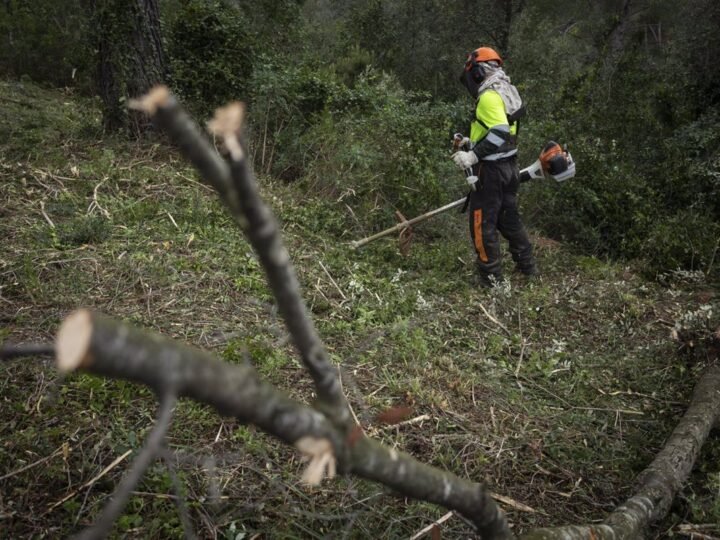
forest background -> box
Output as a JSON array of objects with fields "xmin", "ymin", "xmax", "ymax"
[
  {"xmin": 1, "ymin": 0, "xmax": 720, "ymax": 538},
  {"xmin": 2, "ymin": 0, "xmax": 719, "ymax": 276}
]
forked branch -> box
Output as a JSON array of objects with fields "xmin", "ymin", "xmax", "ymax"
[
  {"xmin": 55, "ymin": 309, "xmax": 512, "ymax": 539},
  {"xmin": 129, "ymin": 88, "xmax": 349, "ymax": 425}
]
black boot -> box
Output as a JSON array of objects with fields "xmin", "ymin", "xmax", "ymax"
[
  {"xmin": 514, "ymin": 264, "xmax": 539, "ymax": 282},
  {"xmin": 476, "ymin": 272, "xmax": 504, "ymax": 288}
]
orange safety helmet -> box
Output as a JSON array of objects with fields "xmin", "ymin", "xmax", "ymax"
[
  {"xmin": 464, "ymin": 47, "xmax": 503, "ymax": 71},
  {"xmin": 460, "ymin": 46, "xmax": 503, "ymax": 97}
]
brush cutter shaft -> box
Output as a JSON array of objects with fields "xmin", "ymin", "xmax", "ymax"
[
  {"xmin": 352, "ymin": 141, "xmax": 576, "ymax": 250},
  {"xmin": 351, "ymin": 196, "xmax": 467, "ymax": 249}
]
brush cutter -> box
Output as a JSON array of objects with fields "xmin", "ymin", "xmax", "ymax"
[
  {"xmin": 351, "ymin": 141, "xmax": 575, "ymax": 251},
  {"xmin": 519, "ymin": 141, "xmax": 575, "ymax": 183}
]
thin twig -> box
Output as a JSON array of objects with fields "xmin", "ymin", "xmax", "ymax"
[
  {"xmin": 0, "ymin": 435, "xmax": 92, "ymax": 480},
  {"xmin": 368, "ymin": 414, "xmax": 432, "ymax": 435},
  {"xmin": 166, "ymin": 211, "xmax": 180, "ymax": 230},
  {"xmin": 478, "ymin": 302, "xmax": 512, "ymax": 337},
  {"xmin": 87, "ymin": 179, "xmax": 110, "ymax": 219},
  {"xmin": 39, "ymin": 201, "xmax": 55, "ymax": 228},
  {"xmin": 515, "ymin": 339, "xmax": 528, "ymax": 377},
  {"xmin": 318, "ymin": 260, "xmax": 347, "ymax": 300},
  {"xmin": 160, "ymin": 448, "xmax": 197, "ymax": 540},
  {"xmin": 490, "ymin": 492, "xmax": 538, "ymax": 514},
  {"xmin": 0, "ymin": 343, "xmax": 55, "ymax": 361},
  {"xmin": 1, "ymin": 444, "xmax": 64, "ymax": 481},
  {"xmin": 675, "ymin": 530, "xmax": 720, "ymax": 540},
  {"xmin": 409, "ymin": 511, "xmax": 454, "ymax": 540},
  {"xmin": 75, "ymin": 394, "xmax": 176, "ymax": 540},
  {"xmin": 47, "ymin": 450, "xmax": 133, "ymax": 513},
  {"xmin": 338, "ymin": 370, "xmax": 361, "ymax": 426}
]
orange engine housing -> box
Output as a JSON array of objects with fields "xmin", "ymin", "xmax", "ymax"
[{"xmin": 539, "ymin": 141, "xmax": 568, "ymax": 175}]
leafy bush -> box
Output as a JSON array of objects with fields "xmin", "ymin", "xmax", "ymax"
[
  {"xmin": 657, "ymin": 106, "xmax": 720, "ymax": 215},
  {"xmin": 246, "ymin": 60, "xmax": 342, "ymax": 179},
  {"xmin": 642, "ymin": 211, "xmax": 720, "ymax": 278},
  {"xmin": 511, "ymin": 7, "xmax": 720, "ymax": 280},
  {"xmin": 167, "ymin": 0, "xmax": 256, "ymax": 117},
  {"xmin": 297, "ymin": 69, "xmax": 458, "ymax": 223},
  {"xmin": 247, "ymin": 62, "xmax": 460, "ymax": 227}
]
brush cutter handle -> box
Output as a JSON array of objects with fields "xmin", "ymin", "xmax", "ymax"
[
  {"xmin": 452, "ymin": 133, "xmax": 471, "ymax": 151},
  {"xmin": 465, "ymin": 170, "xmax": 478, "ymax": 190},
  {"xmin": 452, "ymin": 134, "xmax": 477, "ymax": 190}
]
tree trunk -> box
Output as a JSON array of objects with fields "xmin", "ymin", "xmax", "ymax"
[
  {"xmin": 497, "ymin": 0, "xmax": 513, "ymax": 53},
  {"xmin": 87, "ymin": 0, "xmax": 166, "ymax": 134},
  {"xmin": 125, "ymin": 0, "xmax": 165, "ymax": 133}
]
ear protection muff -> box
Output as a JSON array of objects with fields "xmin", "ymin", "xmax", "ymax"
[
  {"xmin": 459, "ymin": 52, "xmax": 493, "ymax": 97},
  {"xmin": 468, "ymin": 61, "xmax": 485, "ymax": 83}
]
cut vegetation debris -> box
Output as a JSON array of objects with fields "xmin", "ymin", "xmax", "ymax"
[{"xmin": 1, "ymin": 81, "xmax": 719, "ymax": 539}]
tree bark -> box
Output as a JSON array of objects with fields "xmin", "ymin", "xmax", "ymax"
[
  {"xmin": 55, "ymin": 308, "xmax": 514, "ymax": 539},
  {"xmin": 497, "ymin": 0, "xmax": 513, "ymax": 53},
  {"xmin": 87, "ymin": 0, "xmax": 166, "ymax": 133},
  {"xmin": 125, "ymin": 0, "xmax": 167, "ymax": 135}
]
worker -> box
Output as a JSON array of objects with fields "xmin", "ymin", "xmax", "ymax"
[{"xmin": 451, "ymin": 47, "xmax": 537, "ymax": 287}]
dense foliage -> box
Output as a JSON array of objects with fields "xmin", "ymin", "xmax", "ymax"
[
  {"xmin": 166, "ymin": 0, "xmax": 256, "ymax": 117},
  {"xmin": 514, "ymin": 0, "xmax": 720, "ymax": 280},
  {"xmin": 1, "ymin": 0, "xmax": 718, "ymax": 279},
  {"xmin": 0, "ymin": 0, "xmax": 90, "ymax": 89}
]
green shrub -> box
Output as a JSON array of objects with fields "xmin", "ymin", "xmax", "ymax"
[
  {"xmin": 509, "ymin": 13, "xmax": 720, "ymax": 280},
  {"xmin": 167, "ymin": 0, "xmax": 256, "ymax": 117},
  {"xmin": 657, "ymin": 106, "xmax": 720, "ymax": 215},
  {"xmin": 247, "ymin": 62, "xmax": 460, "ymax": 228},
  {"xmin": 57, "ymin": 215, "xmax": 112, "ymax": 247},
  {"xmin": 642, "ymin": 210, "xmax": 720, "ymax": 279},
  {"xmin": 298, "ymin": 69, "xmax": 458, "ymax": 224},
  {"xmin": 246, "ymin": 60, "xmax": 342, "ymax": 179}
]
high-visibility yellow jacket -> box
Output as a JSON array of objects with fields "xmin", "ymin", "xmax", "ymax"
[{"xmin": 470, "ymin": 89, "xmax": 518, "ymax": 161}]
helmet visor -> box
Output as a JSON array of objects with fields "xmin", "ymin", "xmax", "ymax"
[{"xmin": 459, "ymin": 65, "xmax": 482, "ymax": 97}]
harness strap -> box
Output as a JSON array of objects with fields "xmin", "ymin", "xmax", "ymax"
[{"xmin": 460, "ymin": 191, "xmax": 472, "ymax": 214}]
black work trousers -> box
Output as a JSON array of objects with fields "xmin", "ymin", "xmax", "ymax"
[{"xmin": 468, "ymin": 156, "xmax": 535, "ymax": 279}]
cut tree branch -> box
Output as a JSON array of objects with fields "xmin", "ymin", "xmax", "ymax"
[
  {"xmin": 0, "ymin": 343, "xmax": 55, "ymax": 360},
  {"xmin": 56, "ymin": 310, "xmax": 338, "ymax": 449},
  {"xmin": 129, "ymin": 88, "xmax": 350, "ymax": 424},
  {"xmin": 55, "ymin": 309, "xmax": 513, "ymax": 539}
]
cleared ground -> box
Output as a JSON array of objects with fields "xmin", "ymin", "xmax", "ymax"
[{"xmin": 1, "ymin": 80, "xmax": 718, "ymax": 538}]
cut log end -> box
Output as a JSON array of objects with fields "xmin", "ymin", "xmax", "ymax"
[
  {"xmin": 127, "ymin": 85, "xmax": 171, "ymax": 116},
  {"xmin": 56, "ymin": 309, "xmax": 94, "ymax": 372},
  {"xmin": 207, "ymin": 102, "xmax": 246, "ymax": 161}
]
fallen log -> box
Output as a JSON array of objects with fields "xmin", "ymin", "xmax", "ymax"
[{"xmin": 522, "ymin": 362, "xmax": 720, "ymax": 540}]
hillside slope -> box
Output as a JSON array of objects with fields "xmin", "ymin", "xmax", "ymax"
[{"xmin": 1, "ymin": 81, "xmax": 718, "ymax": 539}]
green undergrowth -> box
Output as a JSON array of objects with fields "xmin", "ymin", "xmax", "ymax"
[{"xmin": 1, "ymin": 80, "xmax": 719, "ymax": 538}]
